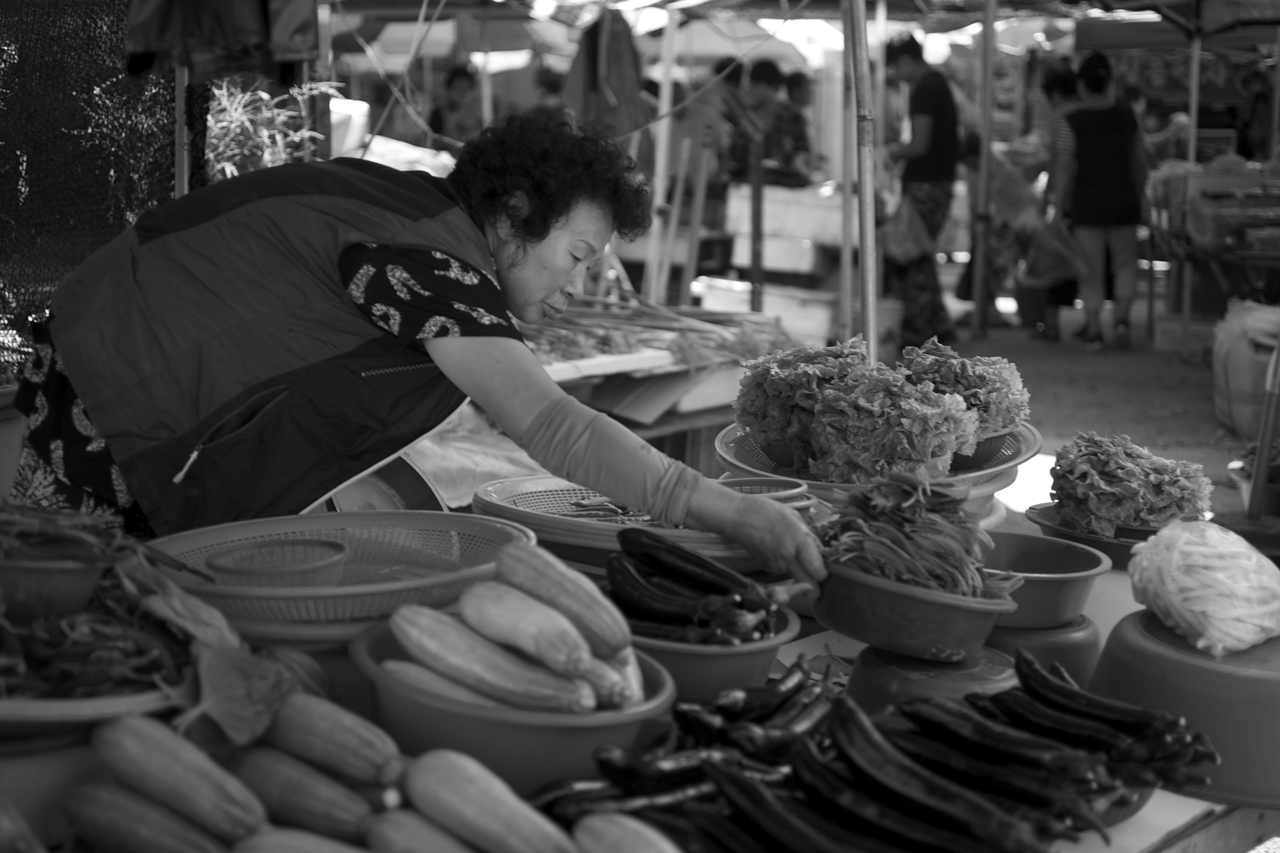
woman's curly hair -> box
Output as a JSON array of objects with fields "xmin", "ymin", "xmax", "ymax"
[{"xmin": 448, "ymin": 115, "xmax": 650, "ymax": 246}]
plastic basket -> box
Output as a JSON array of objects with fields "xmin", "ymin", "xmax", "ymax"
[
  {"xmin": 715, "ymin": 422, "xmax": 1041, "ymax": 492},
  {"xmin": 471, "ymin": 475, "xmax": 806, "ymax": 555},
  {"xmin": 148, "ymin": 512, "xmax": 536, "ymax": 623}
]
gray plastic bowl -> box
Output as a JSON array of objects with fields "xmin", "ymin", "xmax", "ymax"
[
  {"xmin": 982, "ymin": 531, "xmax": 1111, "ymax": 629},
  {"xmin": 349, "ymin": 622, "xmax": 676, "ymax": 797},
  {"xmin": 815, "ymin": 563, "xmax": 1016, "ymax": 662},
  {"xmin": 631, "ymin": 607, "xmax": 802, "ymax": 704}
]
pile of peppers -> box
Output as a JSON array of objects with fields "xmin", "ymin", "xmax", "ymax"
[{"xmin": 530, "ymin": 651, "xmax": 1221, "ymax": 853}]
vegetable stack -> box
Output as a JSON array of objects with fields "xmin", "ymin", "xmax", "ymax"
[
  {"xmin": 388, "ymin": 542, "xmax": 644, "ymax": 713},
  {"xmin": 65, "ymin": 686, "xmax": 652, "ymax": 853},
  {"xmin": 533, "ymin": 651, "xmax": 1221, "ymax": 853},
  {"xmin": 605, "ymin": 529, "xmax": 796, "ymax": 646},
  {"xmin": 816, "ymin": 473, "xmax": 1021, "ymax": 599}
]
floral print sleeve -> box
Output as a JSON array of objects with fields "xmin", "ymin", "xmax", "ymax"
[{"xmin": 338, "ymin": 244, "xmax": 523, "ymax": 350}]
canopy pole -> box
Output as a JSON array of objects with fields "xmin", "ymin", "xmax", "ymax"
[
  {"xmin": 837, "ymin": 0, "xmax": 856, "ymax": 343},
  {"xmin": 174, "ymin": 65, "xmax": 190, "ymax": 198},
  {"xmin": 643, "ymin": 13, "xmax": 680, "ymax": 303},
  {"xmin": 1272, "ymin": 28, "xmax": 1280, "ymax": 158},
  {"xmin": 479, "ymin": 9, "xmax": 494, "ymax": 126},
  {"xmin": 875, "ymin": 0, "xmax": 888, "ymax": 132},
  {"xmin": 972, "ymin": 0, "xmax": 996, "ymax": 340},
  {"xmin": 1186, "ymin": 35, "xmax": 1201, "ymax": 163},
  {"xmin": 851, "ymin": 0, "xmax": 878, "ymax": 355}
]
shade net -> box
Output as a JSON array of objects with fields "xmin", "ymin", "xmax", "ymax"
[{"xmin": 0, "ymin": 0, "xmax": 206, "ymax": 368}]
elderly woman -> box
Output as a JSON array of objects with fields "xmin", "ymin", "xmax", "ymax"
[{"xmin": 11, "ymin": 116, "xmax": 825, "ymax": 584}]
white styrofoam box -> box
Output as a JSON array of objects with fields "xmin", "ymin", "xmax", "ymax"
[
  {"xmin": 730, "ymin": 235, "xmax": 822, "ymax": 274},
  {"xmin": 694, "ymin": 277, "xmax": 835, "ymax": 347},
  {"xmin": 725, "ymin": 183, "xmax": 848, "ymax": 245}
]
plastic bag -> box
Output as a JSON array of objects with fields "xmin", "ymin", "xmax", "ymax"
[
  {"xmin": 1129, "ymin": 520, "xmax": 1280, "ymax": 658},
  {"xmin": 881, "ymin": 196, "xmax": 935, "ymax": 265},
  {"xmin": 1018, "ymin": 220, "xmax": 1090, "ymax": 289}
]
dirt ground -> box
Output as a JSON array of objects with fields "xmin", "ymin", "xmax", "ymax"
[{"xmin": 936, "ymin": 262, "xmax": 1249, "ymax": 520}]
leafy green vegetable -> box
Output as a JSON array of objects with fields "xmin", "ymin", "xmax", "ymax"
[
  {"xmin": 815, "ymin": 473, "xmax": 1021, "ymax": 599},
  {"xmin": 1051, "ymin": 432, "xmax": 1213, "ymax": 538},
  {"xmin": 809, "ymin": 363, "xmax": 979, "ymax": 482},
  {"xmin": 901, "ymin": 338, "xmax": 1031, "ymax": 438},
  {"xmin": 734, "ymin": 337, "xmax": 871, "ymax": 467}
]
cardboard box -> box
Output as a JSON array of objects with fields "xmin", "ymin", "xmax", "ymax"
[
  {"xmin": 695, "ymin": 278, "xmax": 835, "ymax": 346},
  {"xmin": 725, "ymin": 184, "xmax": 848, "ymax": 245}
]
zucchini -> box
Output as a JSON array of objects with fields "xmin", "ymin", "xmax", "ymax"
[
  {"xmin": 578, "ymin": 655, "xmax": 633, "ymax": 709},
  {"xmin": 366, "ymin": 810, "xmax": 475, "ymax": 853},
  {"xmin": 64, "ymin": 783, "xmax": 228, "ymax": 853},
  {"xmin": 573, "ymin": 813, "xmax": 683, "ymax": 853},
  {"xmin": 381, "ymin": 659, "xmax": 511, "ymax": 707},
  {"xmin": 459, "ymin": 581, "xmax": 592, "ymax": 676},
  {"xmin": 495, "ymin": 543, "xmax": 631, "ymax": 658},
  {"xmin": 228, "ymin": 746, "xmax": 372, "ymax": 843},
  {"xmin": 92, "ymin": 715, "xmax": 266, "ymax": 843},
  {"xmin": 264, "ymin": 692, "xmax": 404, "ymax": 786},
  {"xmin": 232, "ymin": 828, "xmax": 367, "ymax": 853},
  {"xmin": 390, "ymin": 605, "xmax": 595, "ymax": 713},
  {"xmin": 404, "ymin": 750, "xmax": 577, "ymax": 853}
]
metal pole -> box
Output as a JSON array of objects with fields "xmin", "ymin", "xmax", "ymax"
[
  {"xmin": 316, "ymin": 4, "xmax": 333, "ymax": 160},
  {"xmin": 836, "ymin": 0, "xmax": 857, "ymax": 343},
  {"xmin": 643, "ymin": 13, "xmax": 680, "ymax": 302},
  {"xmin": 1272, "ymin": 28, "xmax": 1280, "ymax": 158},
  {"xmin": 875, "ymin": 0, "xmax": 888, "ymax": 134},
  {"xmin": 174, "ymin": 66, "xmax": 190, "ymax": 198},
  {"xmin": 680, "ymin": 140, "xmax": 711, "ymax": 305},
  {"xmin": 658, "ymin": 138, "xmax": 692, "ymax": 302},
  {"xmin": 1186, "ymin": 35, "xmax": 1201, "ymax": 163},
  {"xmin": 750, "ymin": 135, "xmax": 764, "ymax": 312},
  {"xmin": 972, "ymin": 0, "xmax": 996, "ymax": 340},
  {"xmin": 851, "ymin": 0, "xmax": 878, "ymax": 355},
  {"xmin": 479, "ymin": 11, "xmax": 494, "ymax": 127}
]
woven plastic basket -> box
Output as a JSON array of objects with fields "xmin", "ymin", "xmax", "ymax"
[
  {"xmin": 148, "ymin": 512, "xmax": 536, "ymax": 623},
  {"xmin": 471, "ymin": 476, "xmax": 811, "ymax": 553}
]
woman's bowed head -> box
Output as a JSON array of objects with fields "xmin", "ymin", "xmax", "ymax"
[{"xmin": 447, "ymin": 116, "xmax": 651, "ymax": 324}]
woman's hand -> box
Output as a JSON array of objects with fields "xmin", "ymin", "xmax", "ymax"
[{"xmin": 687, "ymin": 482, "xmax": 827, "ymax": 586}]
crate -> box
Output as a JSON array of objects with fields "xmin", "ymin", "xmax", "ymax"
[{"xmin": 1152, "ymin": 314, "xmax": 1219, "ymax": 358}]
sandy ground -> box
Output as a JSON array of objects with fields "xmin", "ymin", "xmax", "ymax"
[{"xmin": 933, "ymin": 262, "xmax": 1248, "ymax": 529}]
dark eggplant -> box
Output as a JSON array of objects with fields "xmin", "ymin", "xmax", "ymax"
[
  {"xmin": 704, "ymin": 762, "xmax": 912, "ymax": 853},
  {"xmin": 616, "ymin": 528, "xmax": 773, "ymax": 609},
  {"xmin": 635, "ymin": 809, "xmax": 735, "ymax": 853},
  {"xmin": 828, "ymin": 696, "xmax": 1051, "ymax": 853},
  {"xmin": 985, "ymin": 688, "xmax": 1133, "ymax": 755},
  {"xmin": 881, "ymin": 727, "xmax": 1112, "ymax": 842},
  {"xmin": 594, "ymin": 744, "xmax": 779, "ymax": 794},
  {"xmin": 678, "ymin": 803, "xmax": 785, "ymax": 853},
  {"xmin": 790, "ymin": 737, "xmax": 994, "ymax": 853},
  {"xmin": 606, "ymin": 554, "xmax": 738, "ymax": 626},
  {"xmin": 1013, "ymin": 649, "xmax": 1181, "ymax": 736},
  {"xmin": 673, "ymin": 703, "xmax": 732, "ymax": 746},
  {"xmin": 726, "ymin": 694, "xmax": 834, "ymax": 759},
  {"xmin": 628, "ymin": 619, "xmax": 736, "ymax": 646},
  {"xmin": 552, "ymin": 780, "xmax": 718, "ymax": 822},
  {"xmin": 714, "ymin": 657, "xmax": 809, "ymax": 721},
  {"xmin": 896, "ymin": 695, "xmax": 1100, "ymax": 782}
]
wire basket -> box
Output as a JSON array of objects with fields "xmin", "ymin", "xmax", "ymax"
[
  {"xmin": 148, "ymin": 512, "xmax": 536, "ymax": 623},
  {"xmin": 715, "ymin": 422, "xmax": 1042, "ymax": 502},
  {"xmin": 471, "ymin": 476, "xmax": 784, "ymax": 571}
]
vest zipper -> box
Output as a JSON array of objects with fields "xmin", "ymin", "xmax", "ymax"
[
  {"xmin": 173, "ymin": 386, "xmax": 292, "ymax": 484},
  {"xmin": 360, "ymin": 363, "xmax": 434, "ymax": 378}
]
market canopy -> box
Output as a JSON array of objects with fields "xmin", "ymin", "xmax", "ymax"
[{"xmin": 1075, "ymin": 17, "xmax": 1280, "ymax": 53}]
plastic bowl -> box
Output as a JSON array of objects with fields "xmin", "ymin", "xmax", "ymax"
[
  {"xmin": 1023, "ymin": 504, "xmax": 1146, "ymax": 571},
  {"xmin": 982, "ymin": 531, "xmax": 1111, "ymax": 629},
  {"xmin": 631, "ymin": 607, "xmax": 802, "ymax": 704},
  {"xmin": 0, "ymin": 560, "xmax": 108, "ymax": 623},
  {"xmin": 1091, "ymin": 610, "xmax": 1280, "ymax": 810},
  {"xmin": 814, "ymin": 563, "xmax": 1017, "ymax": 662},
  {"xmin": 951, "ymin": 431, "xmax": 1012, "ymax": 472},
  {"xmin": 349, "ymin": 622, "xmax": 677, "ymax": 797},
  {"xmin": 205, "ymin": 539, "xmax": 347, "ymax": 588}
]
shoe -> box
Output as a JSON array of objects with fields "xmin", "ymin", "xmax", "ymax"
[
  {"xmin": 1114, "ymin": 321, "xmax": 1131, "ymax": 350},
  {"xmin": 1083, "ymin": 331, "xmax": 1105, "ymax": 353}
]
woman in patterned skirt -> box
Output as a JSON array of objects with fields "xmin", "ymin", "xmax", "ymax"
[{"xmin": 10, "ymin": 116, "xmax": 826, "ymax": 585}]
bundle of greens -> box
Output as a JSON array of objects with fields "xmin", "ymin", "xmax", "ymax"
[
  {"xmin": 809, "ymin": 363, "xmax": 979, "ymax": 482},
  {"xmin": 1050, "ymin": 432, "xmax": 1213, "ymax": 538},
  {"xmin": 901, "ymin": 338, "xmax": 1031, "ymax": 439},
  {"xmin": 734, "ymin": 338, "xmax": 872, "ymax": 468},
  {"xmin": 815, "ymin": 473, "xmax": 1021, "ymax": 599}
]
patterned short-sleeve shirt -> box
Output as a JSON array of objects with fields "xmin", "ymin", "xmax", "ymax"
[{"xmin": 337, "ymin": 244, "xmax": 523, "ymax": 350}]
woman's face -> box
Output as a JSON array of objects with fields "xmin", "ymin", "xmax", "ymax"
[{"xmin": 495, "ymin": 200, "xmax": 614, "ymax": 324}]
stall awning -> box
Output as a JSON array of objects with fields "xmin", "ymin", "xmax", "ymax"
[{"xmin": 1075, "ymin": 17, "xmax": 1280, "ymax": 53}]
